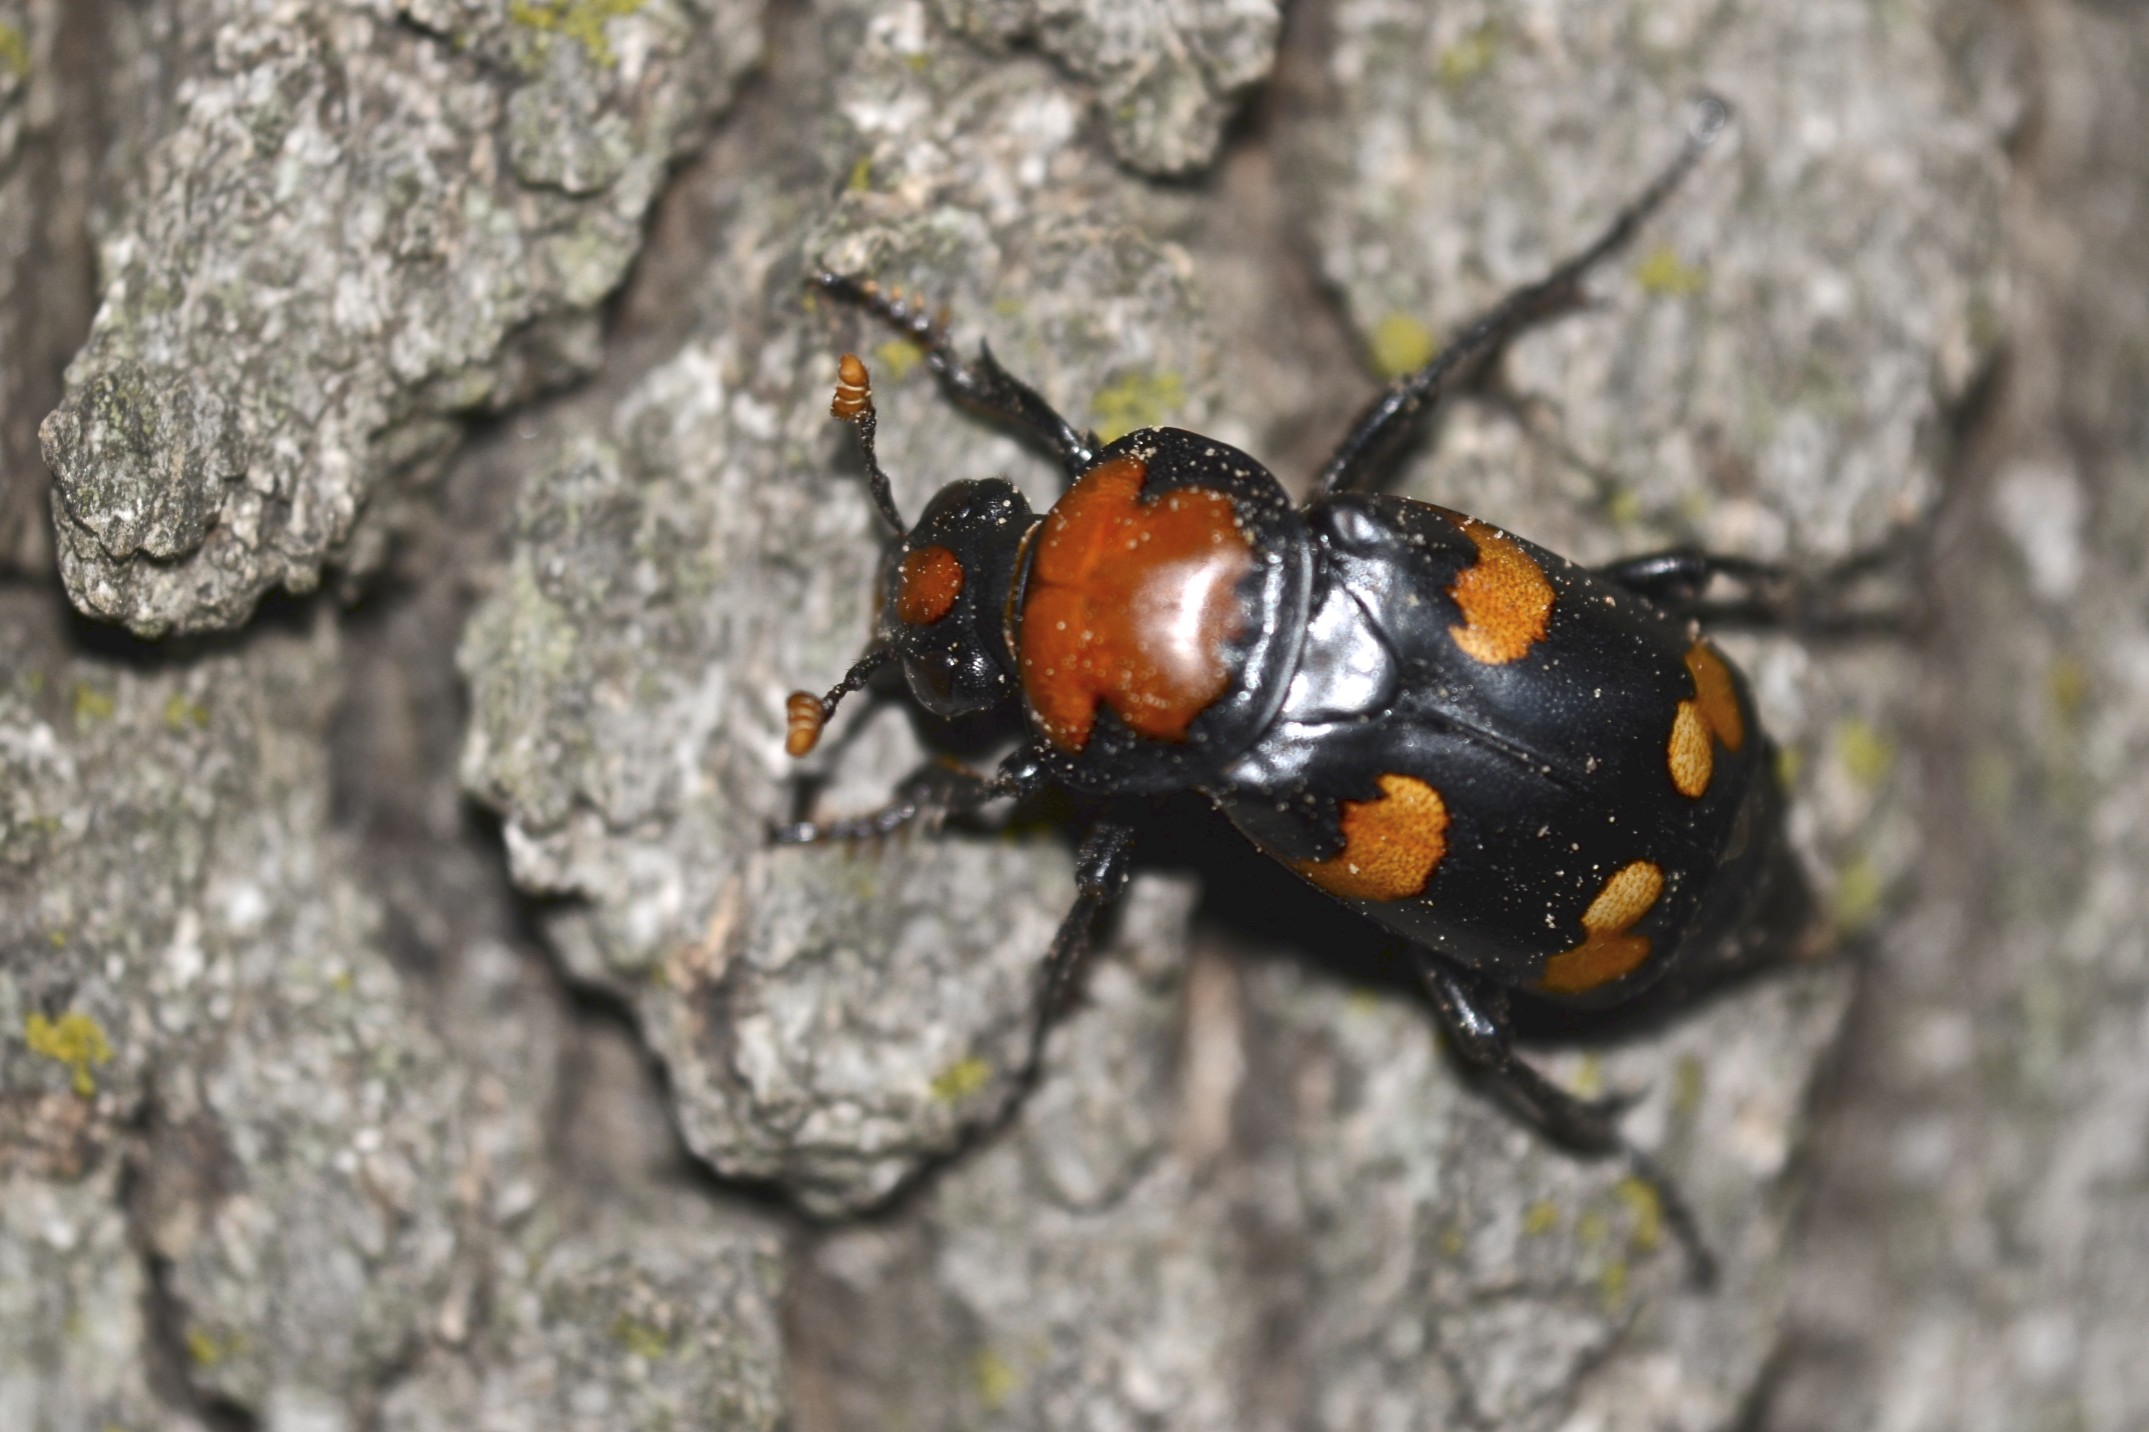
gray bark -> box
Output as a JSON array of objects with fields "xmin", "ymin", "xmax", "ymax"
[{"xmin": 0, "ymin": 0, "xmax": 2137, "ymax": 1429}]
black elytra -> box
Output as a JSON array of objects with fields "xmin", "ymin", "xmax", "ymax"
[{"xmin": 780, "ymin": 96, "xmax": 1812, "ymax": 1287}]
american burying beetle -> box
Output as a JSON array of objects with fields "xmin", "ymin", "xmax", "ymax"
[{"xmin": 779, "ymin": 97, "xmax": 1809, "ymax": 1285}]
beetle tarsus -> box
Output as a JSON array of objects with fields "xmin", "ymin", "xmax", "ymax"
[{"xmin": 1027, "ymin": 821, "xmax": 1137, "ymax": 1071}]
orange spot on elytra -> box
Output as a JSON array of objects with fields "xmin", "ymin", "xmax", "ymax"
[
  {"xmin": 1538, "ymin": 861, "xmax": 1665, "ymax": 995},
  {"xmin": 1667, "ymin": 700, "xmax": 1713, "ymax": 798},
  {"xmin": 1019, "ymin": 456, "xmax": 1253, "ymax": 751},
  {"xmin": 1445, "ymin": 515, "xmax": 1553, "ymax": 664},
  {"xmin": 1684, "ymin": 641, "xmax": 1745, "ymax": 751},
  {"xmin": 832, "ymin": 353, "xmax": 872, "ymax": 420},
  {"xmin": 1293, "ymin": 773, "xmax": 1450, "ymax": 902},
  {"xmin": 896, "ymin": 545, "xmax": 964, "ymax": 626},
  {"xmin": 1666, "ymin": 640, "xmax": 1745, "ymax": 798}
]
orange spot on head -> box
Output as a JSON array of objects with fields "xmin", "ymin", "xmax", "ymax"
[
  {"xmin": 1667, "ymin": 700, "xmax": 1714, "ymax": 798},
  {"xmin": 832, "ymin": 353, "xmax": 872, "ymax": 421},
  {"xmin": 896, "ymin": 544, "xmax": 964, "ymax": 626},
  {"xmin": 1293, "ymin": 773, "xmax": 1450, "ymax": 901},
  {"xmin": 1019, "ymin": 456, "xmax": 1254, "ymax": 751},
  {"xmin": 1665, "ymin": 640, "xmax": 1745, "ymax": 798},
  {"xmin": 1538, "ymin": 860, "xmax": 1665, "ymax": 995},
  {"xmin": 1445, "ymin": 515, "xmax": 1553, "ymax": 664},
  {"xmin": 784, "ymin": 691, "xmax": 825, "ymax": 757},
  {"xmin": 1684, "ymin": 641, "xmax": 1745, "ymax": 751}
]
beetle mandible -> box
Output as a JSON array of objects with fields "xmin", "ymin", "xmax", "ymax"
[{"xmin": 778, "ymin": 96, "xmax": 1806, "ymax": 1284}]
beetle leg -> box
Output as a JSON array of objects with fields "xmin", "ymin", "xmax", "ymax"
[
  {"xmin": 1416, "ymin": 957, "xmax": 1721, "ymax": 1288},
  {"xmin": 1596, "ymin": 548, "xmax": 1785, "ymax": 611},
  {"xmin": 813, "ymin": 272, "xmax": 1100, "ymax": 480},
  {"xmin": 1028, "ymin": 821, "xmax": 1137, "ymax": 1068},
  {"xmin": 771, "ymin": 747, "xmax": 1048, "ymax": 846},
  {"xmin": 1313, "ymin": 95, "xmax": 1729, "ymax": 498}
]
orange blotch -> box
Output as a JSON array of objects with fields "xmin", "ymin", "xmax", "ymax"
[
  {"xmin": 1538, "ymin": 860, "xmax": 1665, "ymax": 996},
  {"xmin": 1293, "ymin": 773, "xmax": 1450, "ymax": 902},
  {"xmin": 1684, "ymin": 641, "xmax": 1745, "ymax": 751},
  {"xmin": 1667, "ymin": 700, "xmax": 1713, "ymax": 798},
  {"xmin": 896, "ymin": 544, "xmax": 964, "ymax": 626},
  {"xmin": 1019, "ymin": 456, "xmax": 1253, "ymax": 751},
  {"xmin": 1665, "ymin": 640, "xmax": 1746, "ymax": 799},
  {"xmin": 1445, "ymin": 515, "xmax": 1553, "ymax": 664}
]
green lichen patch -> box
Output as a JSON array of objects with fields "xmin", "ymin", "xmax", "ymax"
[
  {"xmin": 1090, "ymin": 369, "xmax": 1184, "ymax": 444},
  {"xmin": 929, "ymin": 1055, "xmax": 992, "ymax": 1103},
  {"xmin": 1634, "ymin": 245, "xmax": 1709, "ymax": 297},
  {"xmin": 23, "ymin": 1012, "xmax": 115, "ymax": 1097},
  {"xmin": 0, "ymin": 22, "xmax": 28, "ymax": 80}
]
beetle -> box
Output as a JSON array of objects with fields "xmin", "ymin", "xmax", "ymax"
[{"xmin": 778, "ymin": 97, "xmax": 1808, "ymax": 1284}]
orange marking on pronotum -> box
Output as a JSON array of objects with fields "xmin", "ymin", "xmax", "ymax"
[
  {"xmin": 896, "ymin": 545, "xmax": 964, "ymax": 626},
  {"xmin": 1293, "ymin": 773, "xmax": 1451, "ymax": 902},
  {"xmin": 1665, "ymin": 640, "xmax": 1746, "ymax": 798},
  {"xmin": 1538, "ymin": 860, "xmax": 1665, "ymax": 995},
  {"xmin": 1019, "ymin": 456, "xmax": 1254, "ymax": 752},
  {"xmin": 1444, "ymin": 514, "xmax": 1553, "ymax": 664}
]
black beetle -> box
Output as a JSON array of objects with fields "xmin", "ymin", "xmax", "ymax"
[{"xmin": 780, "ymin": 97, "xmax": 1809, "ymax": 1284}]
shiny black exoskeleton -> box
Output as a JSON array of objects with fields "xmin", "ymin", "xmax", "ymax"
[{"xmin": 781, "ymin": 98, "xmax": 1805, "ymax": 1283}]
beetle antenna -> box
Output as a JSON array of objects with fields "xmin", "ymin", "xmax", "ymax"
[
  {"xmin": 785, "ymin": 644, "xmax": 896, "ymax": 757},
  {"xmin": 830, "ymin": 353, "xmax": 906, "ymax": 533}
]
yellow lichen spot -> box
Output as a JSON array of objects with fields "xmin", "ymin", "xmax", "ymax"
[
  {"xmin": 47, "ymin": 928, "xmax": 67, "ymax": 948},
  {"xmin": 874, "ymin": 336, "xmax": 925, "ymax": 382},
  {"xmin": 24, "ymin": 1012, "xmax": 113, "ymax": 1098},
  {"xmin": 903, "ymin": 51, "xmax": 929, "ymax": 73},
  {"xmin": 1435, "ymin": 21, "xmax": 1498, "ymax": 88},
  {"xmin": 1615, "ymin": 1176, "xmax": 1662, "ymax": 1252},
  {"xmin": 0, "ymin": 23, "xmax": 28, "ymax": 79},
  {"xmin": 1635, "ymin": 245, "xmax": 1708, "ymax": 297},
  {"xmin": 972, "ymin": 1348, "xmax": 1021, "ymax": 1410},
  {"xmin": 1445, "ymin": 516, "xmax": 1553, "ymax": 665},
  {"xmin": 1537, "ymin": 861, "xmax": 1665, "ymax": 996},
  {"xmin": 2048, "ymin": 654, "xmax": 2089, "ymax": 720},
  {"xmin": 1570, "ymin": 1053, "xmax": 1604, "ymax": 1100},
  {"xmin": 1439, "ymin": 1222, "xmax": 1467, "ymax": 1257},
  {"xmin": 507, "ymin": 0, "xmax": 643, "ymax": 68},
  {"xmin": 185, "ymin": 1327, "xmax": 241, "ymax": 1369},
  {"xmin": 930, "ymin": 1055, "xmax": 993, "ymax": 1102},
  {"xmin": 162, "ymin": 691, "xmax": 210, "ymax": 730},
  {"xmin": 1672, "ymin": 1054, "xmax": 1706, "ymax": 1118},
  {"xmin": 1089, "ymin": 369, "xmax": 1184, "ymax": 444},
  {"xmin": 1599, "ymin": 1255, "xmax": 1630, "ymax": 1311},
  {"xmin": 1293, "ymin": 774, "xmax": 1449, "ymax": 902},
  {"xmin": 1835, "ymin": 718, "xmax": 1893, "ymax": 788},
  {"xmin": 1522, "ymin": 1200, "xmax": 1560, "ymax": 1236},
  {"xmin": 1775, "ymin": 744, "xmax": 1804, "ymax": 788},
  {"xmin": 1604, "ymin": 486, "xmax": 1644, "ymax": 527},
  {"xmin": 845, "ymin": 154, "xmax": 873, "ymax": 193},
  {"xmin": 1368, "ymin": 312, "xmax": 1436, "ymax": 379},
  {"xmin": 1831, "ymin": 855, "xmax": 1883, "ymax": 933},
  {"xmin": 72, "ymin": 683, "xmax": 114, "ymax": 725},
  {"xmin": 610, "ymin": 1313, "xmax": 670, "ymax": 1359}
]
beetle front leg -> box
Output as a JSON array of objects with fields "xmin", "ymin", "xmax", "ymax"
[
  {"xmin": 772, "ymin": 747, "xmax": 1048, "ymax": 846},
  {"xmin": 814, "ymin": 272, "xmax": 1099, "ymax": 481},
  {"xmin": 1027, "ymin": 821, "xmax": 1137, "ymax": 1068},
  {"xmin": 1416, "ymin": 957, "xmax": 1720, "ymax": 1288}
]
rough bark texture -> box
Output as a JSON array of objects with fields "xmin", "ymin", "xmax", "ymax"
[{"xmin": 0, "ymin": 0, "xmax": 2138, "ymax": 1429}]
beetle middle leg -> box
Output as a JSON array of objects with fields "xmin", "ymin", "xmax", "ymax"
[
  {"xmin": 1027, "ymin": 821, "xmax": 1137, "ymax": 1067},
  {"xmin": 814, "ymin": 271, "xmax": 1099, "ymax": 480},
  {"xmin": 1416, "ymin": 956, "xmax": 1720, "ymax": 1288}
]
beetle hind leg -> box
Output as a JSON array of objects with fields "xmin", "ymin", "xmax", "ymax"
[
  {"xmin": 1599, "ymin": 544, "xmax": 1912, "ymax": 637},
  {"xmin": 1416, "ymin": 958, "xmax": 1721, "ymax": 1289}
]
